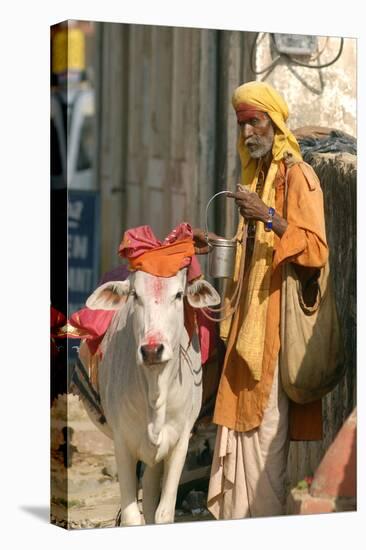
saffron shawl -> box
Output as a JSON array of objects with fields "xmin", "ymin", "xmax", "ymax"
[{"xmin": 221, "ymin": 81, "xmax": 302, "ymax": 381}]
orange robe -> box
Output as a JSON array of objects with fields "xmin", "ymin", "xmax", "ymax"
[{"xmin": 213, "ymin": 160, "xmax": 329, "ymax": 440}]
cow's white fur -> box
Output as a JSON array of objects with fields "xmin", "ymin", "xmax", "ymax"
[{"xmin": 85, "ymin": 268, "xmax": 220, "ymax": 525}]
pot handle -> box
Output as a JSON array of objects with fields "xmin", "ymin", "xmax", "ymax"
[{"xmin": 204, "ymin": 190, "xmax": 236, "ymax": 243}]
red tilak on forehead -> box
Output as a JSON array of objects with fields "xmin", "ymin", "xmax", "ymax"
[
  {"xmin": 235, "ymin": 102, "xmax": 267, "ymax": 123},
  {"xmin": 145, "ymin": 277, "xmax": 164, "ymax": 301},
  {"xmin": 153, "ymin": 279, "xmax": 163, "ymax": 299}
]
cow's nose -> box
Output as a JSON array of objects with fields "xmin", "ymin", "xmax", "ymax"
[{"xmin": 140, "ymin": 344, "xmax": 164, "ymax": 364}]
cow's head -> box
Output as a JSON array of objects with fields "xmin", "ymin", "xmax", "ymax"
[{"xmin": 86, "ymin": 269, "xmax": 220, "ymax": 367}]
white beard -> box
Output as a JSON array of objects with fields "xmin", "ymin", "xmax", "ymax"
[{"xmin": 245, "ymin": 125, "xmax": 274, "ymax": 159}]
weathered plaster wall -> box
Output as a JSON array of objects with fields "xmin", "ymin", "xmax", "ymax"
[{"xmin": 256, "ymin": 34, "xmax": 356, "ymax": 136}]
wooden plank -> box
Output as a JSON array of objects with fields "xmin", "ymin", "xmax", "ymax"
[
  {"xmin": 96, "ymin": 23, "xmax": 128, "ymax": 272},
  {"xmin": 196, "ymin": 29, "xmax": 218, "ymax": 233},
  {"xmin": 215, "ymin": 30, "xmax": 256, "ymax": 240},
  {"xmin": 151, "ymin": 26, "xmax": 173, "ymax": 159}
]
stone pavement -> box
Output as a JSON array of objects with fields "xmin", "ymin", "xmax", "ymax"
[
  {"xmin": 51, "ymin": 395, "xmax": 356, "ymax": 528},
  {"xmin": 51, "ymin": 394, "xmax": 216, "ymax": 529}
]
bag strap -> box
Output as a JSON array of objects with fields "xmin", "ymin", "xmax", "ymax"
[
  {"xmin": 283, "ymin": 152, "xmax": 303, "ymax": 220},
  {"xmin": 283, "ymin": 154, "xmax": 320, "ymax": 219},
  {"xmin": 284, "ymin": 166, "xmax": 289, "ymax": 221},
  {"xmin": 283, "ymin": 153, "xmax": 329, "ymax": 309}
]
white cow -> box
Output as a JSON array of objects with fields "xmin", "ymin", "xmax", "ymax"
[{"xmin": 85, "ymin": 267, "xmax": 220, "ymax": 525}]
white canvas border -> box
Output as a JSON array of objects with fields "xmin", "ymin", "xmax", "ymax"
[{"xmin": 0, "ymin": 1, "xmax": 363, "ymax": 549}]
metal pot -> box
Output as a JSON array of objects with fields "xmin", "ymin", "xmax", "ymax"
[{"xmin": 208, "ymin": 236, "xmax": 237, "ymax": 278}]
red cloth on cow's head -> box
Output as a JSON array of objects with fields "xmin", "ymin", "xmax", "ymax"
[{"xmin": 118, "ymin": 223, "xmax": 199, "ymax": 279}]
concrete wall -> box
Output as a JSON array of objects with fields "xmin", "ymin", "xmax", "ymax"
[{"xmin": 256, "ymin": 33, "xmax": 356, "ymax": 136}]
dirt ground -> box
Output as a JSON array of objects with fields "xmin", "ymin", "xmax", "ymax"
[{"xmin": 51, "ymin": 394, "xmax": 216, "ymax": 530}]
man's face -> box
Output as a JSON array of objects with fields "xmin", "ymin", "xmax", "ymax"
[{"xmin": 239, "ymin": 112, "xmax": 275, "ymax": 159}]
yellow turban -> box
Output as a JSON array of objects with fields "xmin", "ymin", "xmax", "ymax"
[
  {"xmin": 232, "ymin": 81, "xmax": 302, "ymax": 186},
  {"xmin": 221, "ymin": 82, "xmax": 302, "ymax": 381}
]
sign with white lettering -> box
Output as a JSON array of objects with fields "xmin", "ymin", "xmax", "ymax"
[{"xmin": 68, "ymin": 190, "xmax": 100, "ymax": 316}]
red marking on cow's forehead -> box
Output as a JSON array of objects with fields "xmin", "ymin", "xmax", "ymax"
[{"xmin": 145, "ymin": 277, "xmax": 165, "ymax": 300}]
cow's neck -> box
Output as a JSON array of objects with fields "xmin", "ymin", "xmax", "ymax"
[
  {"xmin": 145, "ymin": 351, "xmax": 177, "ymax": 432},
  {"xmin": 144, "ymin": 329, "xmax": 190, "ymax": 447}
]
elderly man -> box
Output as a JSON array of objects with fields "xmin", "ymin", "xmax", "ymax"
[{"xmin": 193, "ymin": 81, "xmax": 328, "ymax": 519}]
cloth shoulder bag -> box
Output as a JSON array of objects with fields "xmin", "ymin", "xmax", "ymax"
[{"xmin": 280, "ymin": 162, "xmax": 345, "ymax": 404}]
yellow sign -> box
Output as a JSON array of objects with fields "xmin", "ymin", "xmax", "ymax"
[{"xmin": 52, "ymin": 27, "xmax": 85, "ymax": 74}]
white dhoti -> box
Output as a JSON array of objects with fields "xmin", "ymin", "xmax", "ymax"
[{"xmin": 207, "ymin": 364, "xmax": 289, "ymax": 519}]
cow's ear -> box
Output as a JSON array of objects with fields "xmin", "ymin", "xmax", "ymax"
[
  {"xmin": 86, "ymin": 280, "xmax": 130, "ymax": 310},
  {"xmin": 186, "ymin": 279, "xmax": 220, "ymax": 308}
]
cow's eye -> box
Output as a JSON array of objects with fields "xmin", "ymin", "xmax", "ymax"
[
  {"xmin": 130, "ymin": 289, "xmax": 138, "ymax": 300},
  {"xmin": 175, "ymin": 291, "xmax": 183, "ymax": 300}
]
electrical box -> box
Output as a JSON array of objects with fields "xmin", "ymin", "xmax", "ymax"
[{"xmin": 272, "ymin": 34, "xmax": 317, "ymax": 56}]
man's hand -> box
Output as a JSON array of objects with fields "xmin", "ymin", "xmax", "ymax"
[
  {"xmin": 227, "ymin": 184, "xmax": 268, "ymax": 222},
  {"xmin": 226, "ymin": 184, "xmax": 288, "ymax": 237},
  {"xmin": 192, "ymin": 228, "xmax": 223, "ymax": 255}
]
